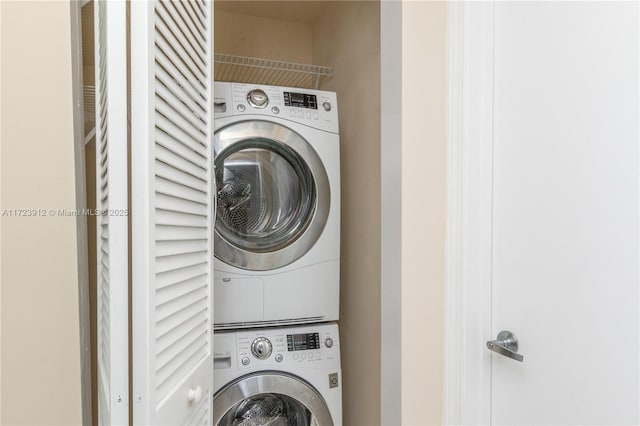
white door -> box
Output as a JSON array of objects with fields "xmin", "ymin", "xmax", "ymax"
[
  {"xmin": 94, "ymin": 1, "xmax": 129, "ymax": 424},
  {"xmin": 131, "ymin": 1, "xmax": 215, "ymax": 424},
  {"xmin": 491, "ymin": 2, "xmax": 638, "ymax": 424}
]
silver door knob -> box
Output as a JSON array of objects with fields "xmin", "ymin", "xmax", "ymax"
[{"xmin": 486, "ymin": 330, "xmax": 524, "ymax": 362}]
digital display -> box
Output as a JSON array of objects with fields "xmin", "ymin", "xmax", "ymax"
[
  {"xmin": 287, "ymin": 333, "xmax": 320, "ymax": 351},
  {"xmin": 284, "ymin": 92, "xmax": 318, "ymax": 109}
]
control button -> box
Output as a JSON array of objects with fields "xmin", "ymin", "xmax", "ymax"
[
  {"xmin": 297, "ymin": 110, "xmax": 304, "ymax": 117},
  {"xmin": 251, "ymin": 337, "xmax": 273, "ymax": 360},
  {"xmin": 313, "ymin": 112, "xmax": 319, "ymax": 120},
  {"xmin": 247, "ymin": 89, "xmax": 268, "ymax": 108},
  {"xmin": 301, "ymin": 353, "xmax": 306, "ymax": 360},
  {"xmin": 293, "ymin": 354, "xmax": 299, "ymax": 360},
  {"xmin": 316, "ymin": 351, "xmax": 322, "ymax": 358},
  {"xmin": 325, "ymin": 337, "xmax": 334, "ymax": 348},
  {"xmin": 305, "ymin": 111, "xmax": 312, "ymax": 119},
  {"xmin": 322, "ymin": 101, "xmax": 332, "ymax": 111},
  {"xmin": 275, "ymin": 354, "xmax": 283, "ymax": 363},
  {"xmin": 308, "ymin": 353, "xmax": 314, "ymax": 360},
  {"xmin": 237, "ymin": 104, "xmax": 246, "ymax": 112},
  {"xmin": 271, "ymin": 106, "xmax": 280, "ymax": 114},
  {"xmin": 329, "ymin": 373, "xmax": 339, "ymax": 389},
  {"xmin": 289, "ymin": 110, "xmax": 296, "ymax": 116},
  {"xmin": 241, "ymin": 357, "xmax": 250, "ymax": 366}
]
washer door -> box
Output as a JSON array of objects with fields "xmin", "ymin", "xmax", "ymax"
[
  {"xmin": 213, "ymin": 372, "xmax": 334, "ymax": 426},
  {"xmin": 214, "ymin": 120, "xmax": 330, "ymax": 270}
]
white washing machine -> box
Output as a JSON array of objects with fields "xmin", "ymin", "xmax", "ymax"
[
  {"xmin": 213, "ymin": 82, "xmax": 340, "ymax": 329},
  {"xmin": 213, "ymin": 323, "xmax": 342, "ymax": 425}
]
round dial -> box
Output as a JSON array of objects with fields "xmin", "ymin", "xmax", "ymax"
[
  {"xmin": 251, "ymin": 337, "xmax": 273, "ymax": 359},
  {"xmin": 247, "ymin": 89, "xmax": 269, "ymax": 108}
]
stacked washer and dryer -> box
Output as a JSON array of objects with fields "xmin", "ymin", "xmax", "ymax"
[{"xmin": 212, "ymin": 82, "xmax": 342, "ymax": 425}]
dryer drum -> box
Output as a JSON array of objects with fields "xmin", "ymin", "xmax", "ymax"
[
  {"xmin": 215, "ymin": 138, "xmax": 316, "ymax": 253},
  {"xmin": 219, "ymin": 393, "xmax": 310, "ymax": 426}
]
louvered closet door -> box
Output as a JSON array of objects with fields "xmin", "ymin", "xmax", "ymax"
[
  {"xmin": 94, "ymin": 1, "xmax": 129, "ymax": 425},
  {"xmin": 131, "ymin": 1, "xmax": 214, "ymax": 424}
]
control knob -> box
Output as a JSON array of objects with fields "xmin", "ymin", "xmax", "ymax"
[
  {"xmin": 247, "ymin": 89, "xmax": 268, "ymax": 108},
  {"xmin": 251, "ymin": 337, "xmax": 273, "ymax": 360},
  {"xmin": 325, "ymin": 337, "xmax": 334, "ymax": 348}
]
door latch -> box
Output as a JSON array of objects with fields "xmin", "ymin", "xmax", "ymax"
[{"xmin": 487, "ymin": 330, "xmax": 524, "ymax": 362}]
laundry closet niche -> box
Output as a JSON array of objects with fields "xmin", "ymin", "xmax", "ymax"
[
  {"xmin": 83, "ymin": 1, "xmax": 380, "ymax": 424},
  {"xmin": 213, "ymin": 2, "xmax": 382, "ymax": 425}
]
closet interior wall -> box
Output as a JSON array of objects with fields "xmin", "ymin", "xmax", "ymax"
[{"xmin": 214, "ymin": 2, "xmax": 382, "ymax": 425}]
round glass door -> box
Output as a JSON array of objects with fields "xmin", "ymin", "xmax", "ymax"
[
  {"xmin": 213, "ymin": 372, "xmax": 334, "ymax": 426},
  {"xmin": 218, "ymin": 393, "xmax": 311, "ymax": 425},
  {"xmin": 214, "ymin": 121, "xmax": 330, "ymax": 271}
]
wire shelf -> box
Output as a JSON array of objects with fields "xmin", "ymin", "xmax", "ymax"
[
  {"xmin": 82, "ymin": 54, "xmax": 333, "ymax": 130},
  {"xmin": 214, "ymin": 53, "xmax": 333, "ymax": 89}
]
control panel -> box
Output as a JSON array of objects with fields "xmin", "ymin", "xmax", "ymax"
[
  {"xmin": 213, "ymin": 323, "xmax": 340, "ymax": 371},
  {"xmin": 213, "ymin": 82, "xmax": 339, "ymax": 134}
]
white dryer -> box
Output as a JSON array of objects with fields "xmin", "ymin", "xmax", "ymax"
[
  {"xmin": 213, "ymin": 323, "xmax": 342, "ymax": 425},
  {"xmin": 213, "ymin": 82, "xmax": 340, "ymax": 329}
]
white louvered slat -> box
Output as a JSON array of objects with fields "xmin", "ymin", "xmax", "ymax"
[
  {"xmin": 155, "ymin": 144, "xmax": 207, "ymax": 180},
  {"xmin": 155, "ymin": 99, "xmax": 207, "ymax": 144},
  {"xmin": 95, "ymin": 1, "xmax": 129, "ymax": 425},
  {"xmin": 156, "ymin": 275, "xmax": 208, "ymax": 311},
  {"xmin": 155, "ymin": 161, "xmax": 207, "ymax": 193},
  {"xmin": 156, "ymin": 310, "xmax": 208, "ymax": 367},
  {"xmin": 156, "ymin": 339, "xmax": 208, "ymax": 399},
  {"xmin": 156, "ymin": 177, "xmax": 208, "ymax": 206},
  {"xmin": 156, "ymin": 224, "xmax": 210, "ymax": 241},
  {"xmin": 167, "ymin": 0, "xmax": 207, "ymax": 52},
  {"xmin": 155, "ymin": 2, "xmax": 206, "ymax": 65},
  {"xmin": 155, "ymin": 51, "xmax": 207, "ymax": 109},
  {"xmin": 155, "ymin": 251, "xmax": 208, "ymax": 274},
  {"xmin": 155, "ymin": 209, "xmax": 208, "ymax": 229},
  {"xmin": 155, "ymin": 67, "xmax": 207, "ymax": 121},
  {"xmin": 156, "ymin": 263, "xmax": 208, "ymax": 289},
  {"xmin": 156, "ymin": 239, "xmax": 208, "ymax": 257},
  {"xmin": 156, "ymin": 194, "xmax": 208, "ymax": 218},
  {"xmin": 155, "ymin": 129, "xmax": 207, "ymax": 167},
  {"xmin": 132, "ymin": 1, "xmax": 213, "ymax": 424},
  {"xmin": 155, "ymin": 26, "xmax": 206, "ymax": 86},
  {"xmin": 174, "ymin": 0, "xmax": 206, "ymax": 39},
  {"xmin": 156, "ymin": 81, "xmax": 207, "ymax": 131},
  {"xmin": 155, "ymin": 112, "xmax": 207, "ymax": 155}
]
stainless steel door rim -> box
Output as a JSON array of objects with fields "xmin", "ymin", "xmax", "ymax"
[
  {"xmin": 213, "ymin": 372, "xmax": 334, "ymax": 425},
  {"xmin": 214, "ymin": 120, "xmax": 330, "ymax": 271}
]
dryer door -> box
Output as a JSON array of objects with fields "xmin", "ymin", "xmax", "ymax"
[
  {"xmin": 214, "ymin": 120, "xmax": 330, "ymax": 271},
  {"xmin": 213, "ymin": 372, "xmax": 334, "ymax": 426}
]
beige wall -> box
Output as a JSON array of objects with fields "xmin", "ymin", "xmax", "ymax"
[
  {"xmin": 214, "ymin": 7, "xmax": 313, "ymax": 63},
  {"xmin": 400, "ymin": 1, "xmax": 448, "ymax": 425},
  {"xmin": 312, "ymin": 3, "xmax": 381, "ymax": 425},
  {"xmin": 0, "ymin": 1, "xmax": 83, "ymax": 425},
  {"xmin": 0, "ymin": 2, "xmax": 447, "ymax": 424}
]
